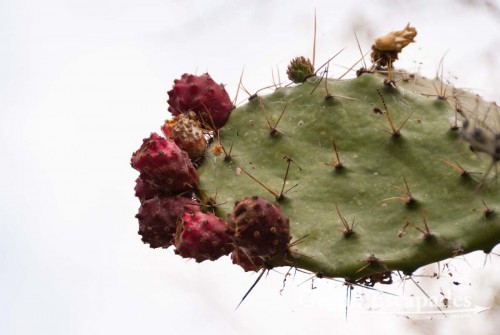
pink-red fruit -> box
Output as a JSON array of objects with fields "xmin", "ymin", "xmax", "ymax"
[
  {"xmin": 131, "ymin": 133, "xmax": 198, "ymax": 194},
  {"xmin": 134, "ymin": 177, "xmax": 160, "ymax": 203},
  {"xmin": 174, "ymin": 212, "xmax": 233, "ymax": 262},
  {"xmin": 167, "ymin": 73, "xmax": 233, "ymax": 129},
  {"xmin": 135, "ymin": 195, "xmax": 200, "ymax": 248},
  {"xmin": 227, "ymin": 196, "xmax": 291, "ymax": 259}
]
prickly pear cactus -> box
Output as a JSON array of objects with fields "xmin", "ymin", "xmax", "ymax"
[
  {"xmin": 197, "ymin": 71, "xmax": 500, "ymax": 281},
  {"xmin": 131, "ymin": 24, "xmax": 500, "ymax": 287}
]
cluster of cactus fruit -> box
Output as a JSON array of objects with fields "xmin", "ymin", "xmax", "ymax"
[{"xmin": 131, "ymin": 24, "xmax": 500, "ymax": 286}]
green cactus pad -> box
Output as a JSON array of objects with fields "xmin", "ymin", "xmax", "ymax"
[{"xmin": 197, "ymin": 72, "xmax": 500, "ymax": 281}]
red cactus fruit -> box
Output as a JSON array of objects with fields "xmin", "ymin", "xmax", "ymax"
[
  {"xmin": 174, "ymin": 211, "xmax": 233, "ymax": 263},
  {"xmin": 161, "ymin": 113, "xmax": 207, "ymax": 160},
  {"xmin": 227, "ymin": 196, "xmax": 291, "ymax": 259},
  {"xmin": 135, "ymin": 195, "xmax": 200, "ymax": 248},
  {"xmin": 131, "ymin": 133, "xmax": 198, "ymax": 194},
  {"xmin": 167, "ymin": 73, "xmax": 233, "ymax": 129},
  {"xmin": 231, "ymin": 248, "xmax": 265, "ymax": 272},
  {"xmin": 134, "ymin": 177, "xmax": 160, "ymax": 203}
]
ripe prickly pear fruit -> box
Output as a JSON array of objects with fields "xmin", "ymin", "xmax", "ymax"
[
  {"xmin": 227, "ymin": 196, "xmax": 291, "ymax": 259},
  {"xmin": 134, "ymin": 177, "xmax": 160, "ymax": 203},
  {"xmin": 161, "ymin": 113, "xmax": 207, "ymax": 160},
  {"xmin": 231, "ymin": 248, "xmax": 265, "ymax": 272},
  {"xmin": 287, "ymin": 56, "xmax": 315, "ymax": 83},
  {"xmin": 167, "ymin": 73, "xmax": 233, "ymax": 130},
  {"xmin": 131, "ymin": 133, "xmax": 198, "ymax": 194},
  {"xmin": 174, "ymin": 211, "xmax": 233, "ymax": 262},
  {"xmin": 135, "ymin": 195, "xmax": 200, "ymax": 248}
]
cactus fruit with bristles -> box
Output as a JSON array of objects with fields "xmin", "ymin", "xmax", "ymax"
[
  {"xmin": 131, "ymin": 133, "xmax": 198, "ymax": 194},
  {"xmin": 131, "ymin": 24, "xmax": 500, "ymax": 286},
  {"xmin": 174, "ymin": 211, "xmax": 233, "ymax": 262},
  {"xmin": 136, "ymin": 195, "xmax": 200, "ymax": 248},
  {"xmin": 167, "ymin": 73, "xmax": 234, "ymax": 129}
]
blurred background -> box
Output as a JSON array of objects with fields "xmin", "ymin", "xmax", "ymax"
[{"xmin": 1, "ymin": 0, "xmax": 500, "ymax": 334}]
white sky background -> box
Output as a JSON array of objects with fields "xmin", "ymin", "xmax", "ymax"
[{"xmin": 1, "ymin": 0, "xmax": 500, "ymax": 334}]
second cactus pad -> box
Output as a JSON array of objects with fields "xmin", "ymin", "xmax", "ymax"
[{"xmin": 198, "ymin": 72, "xmax": 500, "ymax": 281}]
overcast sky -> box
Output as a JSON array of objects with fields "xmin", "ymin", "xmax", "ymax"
[{"xmin": 2, "ymin": 1, "xmax": 500, "ymax": 334}]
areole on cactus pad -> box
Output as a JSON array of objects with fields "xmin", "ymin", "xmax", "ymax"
[{"xmin": 131, "ymin": 24, "xmax": 500, "ymax": 286}]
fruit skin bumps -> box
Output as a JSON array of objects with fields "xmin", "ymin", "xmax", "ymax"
[
  {"xmin": 161, "ymin": 113, "xmax": 207, "ymax": 160},
  {"xmin": 227, "ymin": 196, "xmax": 291, "ymax": 260},
  {"xmin": 167, "ymin": 73, "xmax": 233, "ymax": 130},
  {"xmin": 131, "ymin": 133, "xmax": 198, "ymax": 194},
  {"xmin": 174, "ymin": 212, "xmax": 233, "ymax": 263},
  {"xmin": 135, "ymin": 196, "xmax": 200, "ymax": 249}
]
